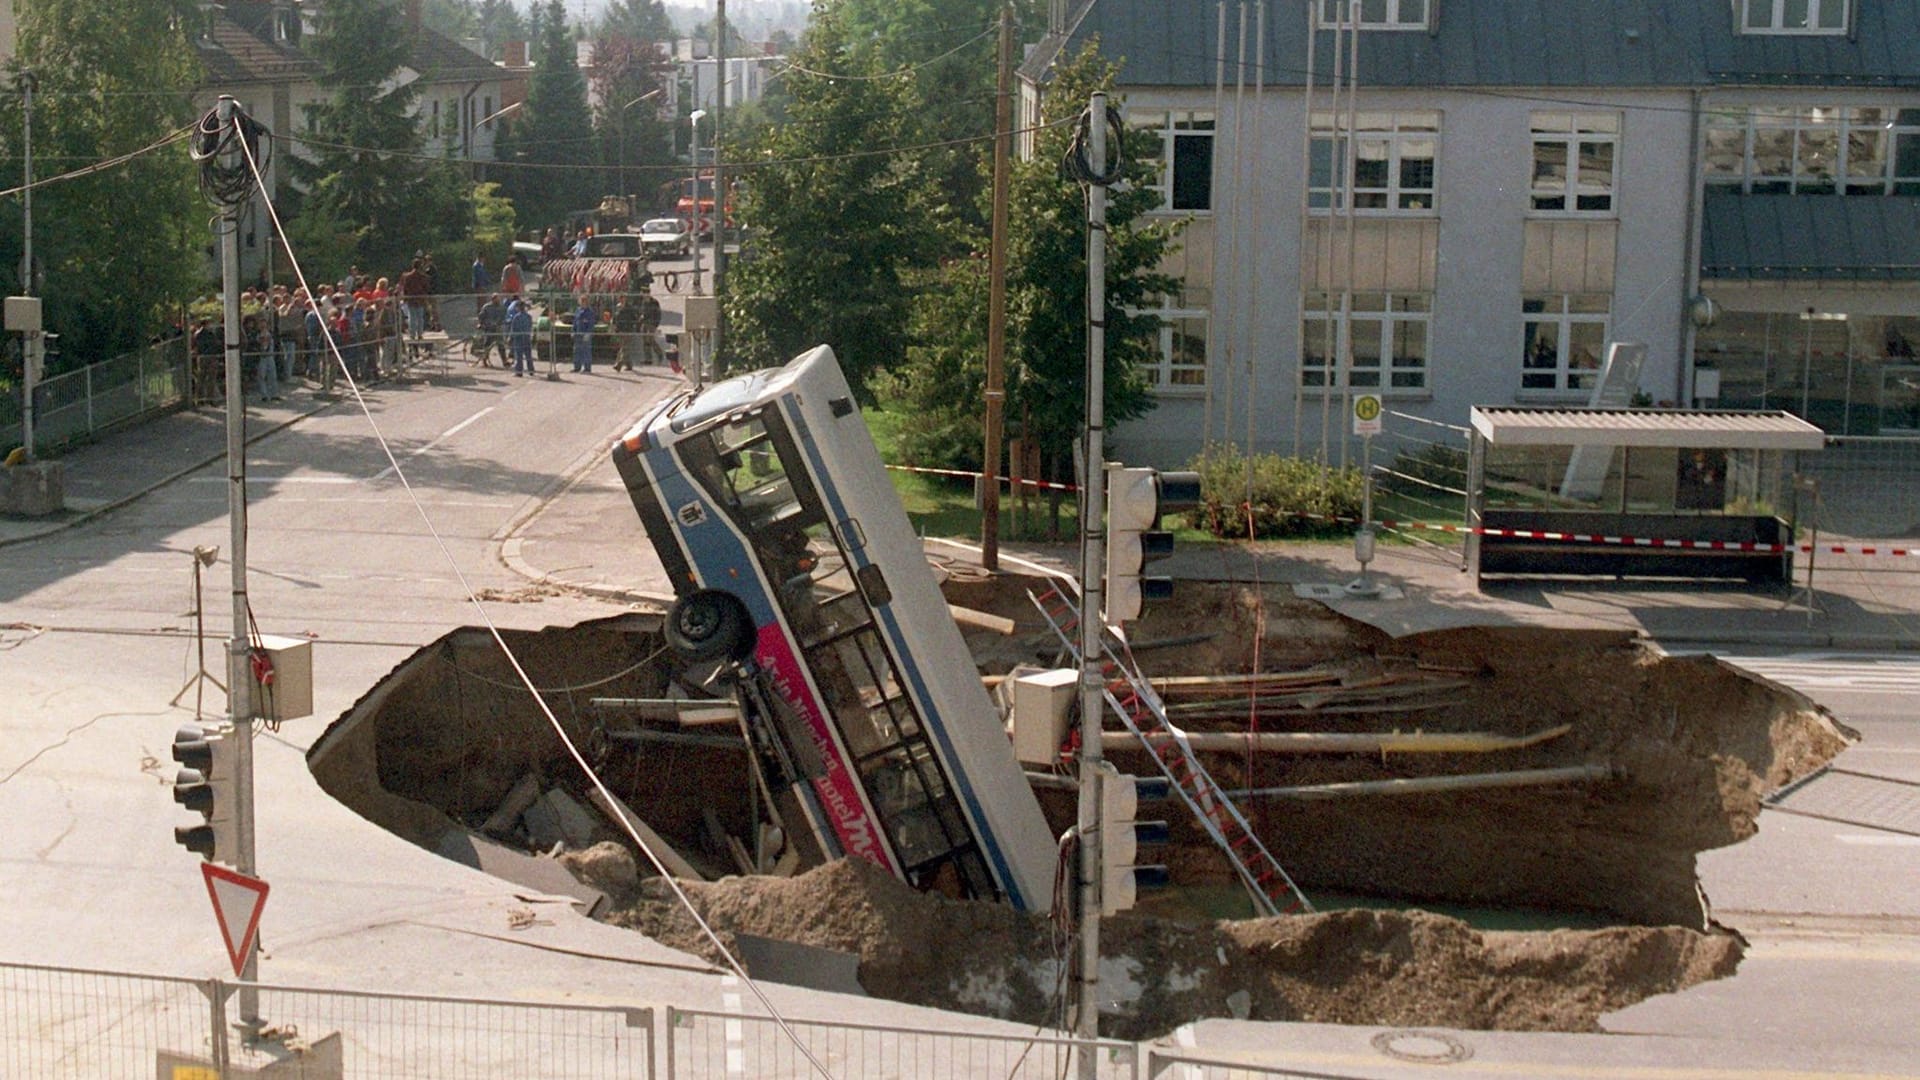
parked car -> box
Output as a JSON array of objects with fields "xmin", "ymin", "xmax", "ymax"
[{"xmin": 638, "ymin": 217, "xmax": 691, "ymax": 258}]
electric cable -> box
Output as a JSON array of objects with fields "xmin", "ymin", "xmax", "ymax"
[
  {"xmin": 190, "ymin": 102, "xmax": 271, "ymax": 208},
  {"xmin": 0, "ymin": 124, "xmax": 193, "ymax": 200},
  {"xmin": 230, "ymin": 114, "xmax": 838, "ymax": 1080},
  {"xmin": 1062, "ymin": 103, "xmax": 1125, "ymax": 187},
  {"xmin": 775, "ymin": 24, "xmax": 998, "ymax": 82}
]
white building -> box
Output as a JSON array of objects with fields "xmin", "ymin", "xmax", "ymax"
[{"xmin": 1024, "ymin": 0, "xmax": 1920, "ymax": 466}]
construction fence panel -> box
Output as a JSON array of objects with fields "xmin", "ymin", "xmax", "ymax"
[
  {"xmin": 1372, "ymin": 411, "xmax": 1471, "ymax": 560},
  {"xmin": 0, "ymin": 961, "xmax": 219, "ymax": 1079},
  {"xmin": 666, "ymin": 1006, "xmax": 1139, "ymax": 1080},
  {"xmin": 1799, "ymin": 436, "xmax": 1920, "ymax": 540},
  {"xmin": 236, "ymin": 981, "xmax": 653, "ymax": 1079}
]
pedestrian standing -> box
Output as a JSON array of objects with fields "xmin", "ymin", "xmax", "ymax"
[
  {"xmin": 246, "ymin": 313, "xmax": 279, "ymax": 401},
  {"xmin": 507, "ymin": 299, "xmax": 534, "ymax": 377},
  {"xmin": 475, "ymin": 293, "xmax": 506, "ymax": 367},
  {"xmin": 611, "ymin": 295, "xmax": 640, "ymax": 371},
  {"xmin": 398, "ymin": 258, "xmax": 429, "ymax": 339},
  {"xmin": 501, "ymin": 255, "xmax": 524, "ymax": 297},
  {"xmin": 571, "ymin": 299, "xmax": 596, "ymax": 373},
  {"xmin": 191, "ymin": 316, "xmax": 222, "ymax": 405}
]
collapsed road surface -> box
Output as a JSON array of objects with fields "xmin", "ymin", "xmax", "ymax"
[{"xmin": 305, "ymin": 575, "xmax": 1851, "ymax": 1038}]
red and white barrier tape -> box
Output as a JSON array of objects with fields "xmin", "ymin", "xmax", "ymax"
[{"xmin": 884, "ymin": 463, "xmax": 1079, "ymax": 492}]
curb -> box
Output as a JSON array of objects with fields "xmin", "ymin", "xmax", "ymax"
[{"xmin": 0, "ymin": 396, "xmax": 336, "ymax": 550}]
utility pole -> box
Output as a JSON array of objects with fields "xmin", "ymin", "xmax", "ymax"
[
  {"xmin": 1075, "ymin": 90, "xmax": 1110, "ymax": 1076},
  {"xmin": 981, "ymin": 4, "xmax": 1013, "ymax": 570},
  {"xmin": 16, "ymin": 69, "xmax": 36, "ymax": 461},
  {"xmin": 212, "ymin": 96, "xmax": 263, "ymax": 1028},
  {"xmin": 711, "ymin": 0, "xmax": 728, "ymax": 373}
]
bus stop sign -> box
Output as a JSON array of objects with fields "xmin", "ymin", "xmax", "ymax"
[{"xmin": 1353, "ymin": 395, "xmax": 1383, "ymax": 437}]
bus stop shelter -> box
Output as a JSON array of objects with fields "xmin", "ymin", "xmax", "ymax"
[{"xmin": 1466, "ymin": 407, "xmax": 1826, "ymax": 586}]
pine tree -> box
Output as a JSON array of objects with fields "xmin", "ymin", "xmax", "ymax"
[{"xmin": 504, "ymin": 0, "xmax": 598, "ymax": 230}]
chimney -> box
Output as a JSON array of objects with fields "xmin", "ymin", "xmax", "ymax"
[{"xmin": 504, "ymin": 40, "xmax": 528, "ymax": 68}]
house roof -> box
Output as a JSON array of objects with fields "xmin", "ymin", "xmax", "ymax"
[
  {"xmin": 1701, "ymin": 191, "xmax": 1920, "ymax": 281},
  {"xmin": 198, "ymin": 3, "xmax": 499, "ymax": 90},
  {"xmin": 1029, "ymin": 0, "xmax": 1920, "ymax": 90}
]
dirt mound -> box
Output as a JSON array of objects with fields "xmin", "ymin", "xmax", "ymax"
[{"xmin": 607, "ymin": 859, "xmax": 1743, "ymax": 1040}]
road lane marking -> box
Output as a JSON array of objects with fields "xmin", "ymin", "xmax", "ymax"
[{"xmin": 370, "ymin": 406, "xmax": 495, "ymax": 481}]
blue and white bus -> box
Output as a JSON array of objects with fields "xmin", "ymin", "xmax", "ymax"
[{"xmin": 611, "ymin": 346, "xmax": 1058, "ymax": 910}]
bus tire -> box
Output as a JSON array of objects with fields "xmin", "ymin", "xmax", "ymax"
[{"xmin": 666, "ymin": 590, "xmax": 752, "ymax": 663}]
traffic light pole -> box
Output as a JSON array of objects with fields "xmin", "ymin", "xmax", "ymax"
[
  {"xmin": 1074, "ymin": 90, "xmax": 1109, "ymax": 1074},
  {"xmin": 214, "ymin": 95, "xmax": 262, "ymax": 1026}
]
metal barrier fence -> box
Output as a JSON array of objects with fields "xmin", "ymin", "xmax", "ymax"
[
  {"xmin": 665, "ymin": 1005, "xmax": 1139, "ymax": 1079},
  {"xmin": 2, "ymin": 337, "xmax": 191, "ymax": 455},
  {"xmin": 1, "ymin": 961, "xmax": 653, "ymax": 1079},
  {"xmin": 1801, "ymin": 436, "xmax": 1920, "ymax": 540},
  {"xmin": 1370, "ymin": 411, "xmax": 1472, "ymax": 561}
]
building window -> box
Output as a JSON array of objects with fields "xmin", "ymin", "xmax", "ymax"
[
  {"xmin": 1130, "ymin": 109, "xmax": 1214, "ymax": 212},
  {"xmin": 482, "ymin": 96, "xmax": 495, "ymax": 129},
  {"xmin": 1133, "ymin": 300, "xmax": 1209, "ymax": 389},
  {"xmin": 1741, "ymin": 0, "xmax": 1847, "ymax": 34},
  {"xmin": 1300, "ymin": 292, "xmax": 1431, "ymax": 392},
  {"xmin": 1521, "ymin": 293, "xmax": 1609, "ymax": 394},
  {"xmin": 1707, "ymin": 107, "xmax": 1920, "ymax": 196},
  {"xmin": 1310, "ymin": 111, "xmax": 1439, "ymax": 212},
  {"xmin": 1318, "ymin": 0, "xmax": 1430, "ymax": 30},
  {"xmin": 1531, "ymin": 113, "xmax": 1618, "ymax": 214}
]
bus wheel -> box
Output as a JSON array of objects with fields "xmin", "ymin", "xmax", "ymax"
[{"xmin": 666, "ymin": 590, "xmax": 752, "ymax": 663}]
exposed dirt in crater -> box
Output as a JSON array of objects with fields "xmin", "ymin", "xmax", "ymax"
[{"xmin": 311, "ymin": 576, "xmax": 1853, "ymax": 1039}]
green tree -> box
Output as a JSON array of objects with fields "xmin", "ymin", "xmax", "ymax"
[
  {"xmin": 292, "ymin": 0, "xmax": 472, "ymax": 271},
  {"xmin": 590, "ymin": 34, "xmax": 674, "ymax": 211},
  {"xmin": 0, "ymin": 0, "xmax": 201, "ymax": 366},
  {"xmin": 888, "ymin": 41, "xmax": 1179, "ymax": 489},
  {"xmin": 502, "ymin": 0, "xmax": 597, "ymax": 229},
  {"xmin": 473, "ymin": 0, "xmax": 529, "ymax": 59},
  {"xmin": 599, "ymin": 0, "xmax": 671, "ymax": 43},
  {"xmin": 724, "ymin": 1, "xmax": 948, "ymax": 400}
]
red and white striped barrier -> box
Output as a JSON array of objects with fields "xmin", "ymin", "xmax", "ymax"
[{"xmin": 884, "ymin": 463, "xmax": 1079, "ymax": 493}]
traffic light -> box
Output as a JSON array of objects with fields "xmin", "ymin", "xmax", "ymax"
[
  {"xmin": 1095, "ymin": 761, "xmax": 1170, "ymax": 915},
  {"xmin": 171, "ymin": 722, "xmax": 238, "ymax": 863},
  {"xmin": 1103, "ymin": 465, "xmax": 1202, "ymax": 623}
]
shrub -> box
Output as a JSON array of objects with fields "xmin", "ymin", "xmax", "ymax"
[{"xmin": 1187, "ymin": 444, "xmax": 1364, "ymax": 539}]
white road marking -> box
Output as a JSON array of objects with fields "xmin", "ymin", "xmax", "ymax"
[
  {"xmin": 1709, "ymin": 653, "xmax": 1920, "ymax": 692},
  {"xmin": 370, "ymin": 406, "xmax": 495, "ymax": 481}
]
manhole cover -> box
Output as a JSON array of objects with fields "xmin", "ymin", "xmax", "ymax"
[{"xmin": 1371, "ymin": 1029, "xmax": 1473, "ymax": 1064}]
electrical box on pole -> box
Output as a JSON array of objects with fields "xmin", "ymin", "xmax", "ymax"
[
  {"xmin": 1103, "ymin": 465, "xmax": 1202, "ymax": 623},
  {"xmin": 171, "ymin": 722, "xmax": 240, "ymax": 863},
  {"xmin": 1095, "ymin": 761, "xmax": 1170, "ymax": 915}
]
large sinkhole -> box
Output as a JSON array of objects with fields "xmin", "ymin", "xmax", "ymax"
[{"xmin": 307, "ymin": 577, "xmax": 1852, "ymax": 1039}]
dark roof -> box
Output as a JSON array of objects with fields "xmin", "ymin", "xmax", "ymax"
[
  {"xmin": 198, "ymin": 4, "xmax": 498, "ymax": 89},
  {"xmin": 1029, "ymin": 0, "xmax": 1920, "ymax": 90},
  {"xmin": 1700, "ymin": 191, "xmax": 1920, "ymax": 280}
]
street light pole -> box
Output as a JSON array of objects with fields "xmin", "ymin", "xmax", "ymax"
[
  {"xmin": 689, "ymin": 109, "xmax": 707, "ymax": 292},
  {"xmin": 618, "ymin": 88, "xmax": 663, "ymax": 217}
]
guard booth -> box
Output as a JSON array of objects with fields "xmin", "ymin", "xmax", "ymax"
[{"xmin": 1467, "ymin": 407, "xmax": 1825, "ymax": 586}]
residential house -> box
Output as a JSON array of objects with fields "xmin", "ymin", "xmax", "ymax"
[
  {"xmin": 195, "ymin": 0, "xmax": 510, "ymax": 281},
  {"xmin": 1024, "ymin": 0, "xmax": 1920, "ymax": 468}
]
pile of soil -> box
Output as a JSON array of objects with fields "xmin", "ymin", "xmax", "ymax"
[{"xmin": 608, "ymin": 858, "xmax": 1743, "ymax": 1041}]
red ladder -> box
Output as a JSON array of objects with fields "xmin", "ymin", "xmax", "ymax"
[{"xmin": 1030, "ymin": 583, "xmax": 1312, "ymax": 916}]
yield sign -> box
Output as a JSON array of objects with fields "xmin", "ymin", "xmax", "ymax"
[{"xmin": 200, "ymin": 863, "xmax": 269, "ymax": 977}]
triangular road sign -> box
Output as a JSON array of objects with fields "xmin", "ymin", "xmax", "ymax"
[{"xmin": 200, "ymin": 862, "xmax": 269, "ymax": 977}]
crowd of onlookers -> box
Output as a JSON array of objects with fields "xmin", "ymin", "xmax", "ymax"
[{"xmin": 184, "ymin": 239, "xmax": 676, "ymax": 404}]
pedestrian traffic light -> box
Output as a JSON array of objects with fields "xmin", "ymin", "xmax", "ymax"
[
  {"xmin": 171, "ymin": 722, "xmax": 238, "ymax": 863},
  {"xmin": 1103, "ymin": 465, "xmax": 1203, "ymax": 623},
  {"xmin": 1095, "ymin": 762, "xmax": 1171, "ymax": 915}
]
